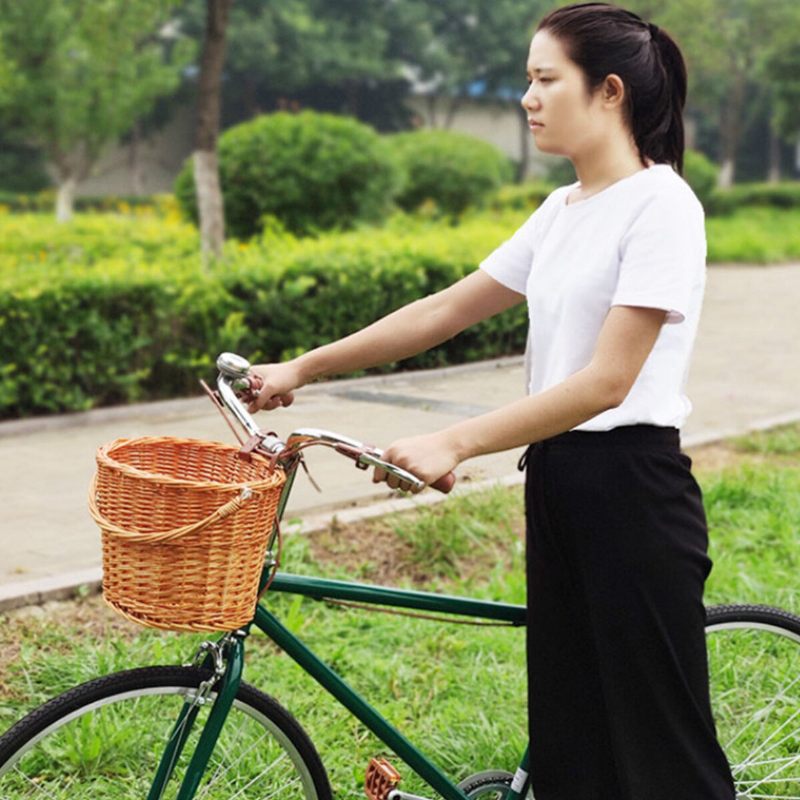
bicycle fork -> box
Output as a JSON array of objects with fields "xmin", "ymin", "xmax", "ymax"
[{"xmin": 146, "ymin": 631, "xmax": 247, "ymax": 800}]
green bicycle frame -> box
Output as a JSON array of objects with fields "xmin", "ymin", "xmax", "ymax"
[
  {"xmin": 158, "ymin": 566, "xmax": 531, "ymax": 800},
  {"xmin": 253, "ymin": 573, "xmax": 530, "ymax": 800},
  {"xmin": 149, "ymin": 445, "xmax": 532, "ymax": 799}
]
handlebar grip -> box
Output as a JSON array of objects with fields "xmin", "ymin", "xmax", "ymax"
[{"xmin": 430, "ymin": 471, "xmax": 456, "ymax": 494}]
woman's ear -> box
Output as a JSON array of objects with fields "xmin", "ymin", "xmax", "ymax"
[{"xmin": 601, "ymin": 73, "xmax": 626, "ymax": 108}]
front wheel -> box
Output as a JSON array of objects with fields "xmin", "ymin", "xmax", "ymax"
[
  {"xmin": 706, "ymin": 604, "xmax": 800, "ymax": 800},
  {"xmin": 0, "ymin": 665, "xmax": 332, "ymax": 800}
]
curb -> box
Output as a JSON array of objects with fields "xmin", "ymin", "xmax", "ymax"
[
  {"xmin": 0, "ymin": 356, "xmax": 524, "ymax": 440},
  {"xmin": 3, "ymin": 409, "xmax": 800, "ymax": 615}
]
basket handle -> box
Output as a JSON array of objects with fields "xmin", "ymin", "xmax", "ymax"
[{"xmin": 87, "ymin": 476, "xmax": 255, "ymax": 543}]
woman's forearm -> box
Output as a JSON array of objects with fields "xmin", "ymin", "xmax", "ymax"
[{"xmin": 443, "ymin": 363, "xmax": 622, "ymax": 460}]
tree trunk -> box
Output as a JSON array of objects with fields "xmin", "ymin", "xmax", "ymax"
[
  {"xmin": 768, "ymin": 126, "xmax": 782, "ymax": 183},
  {"xmin": 194, "ymin": 151, "xmax": 225, "ymax": 259},
  {"xmin": 516, "ymin": 104, "xmax": 529, "ymax": 183},
  {"xmin": 56, "ymin": 175, "xmax": 77, "ymax": 223},
  {"xmin": 426, "ymin": 95, "xmax": 438, "ymax": 128},
  {"xmin": 717, "ymin": 80, "xmax": 745, "ymax": 188},
  {"xmin": 344, "ymin": 81, "xmax": 359, "ymax": 117},
  {"xmin": 443, "ymin": 96, "xmax": 462, "ymax": 129},
  {"xmin": 129, "ymin": 121, "xmax": 144, "ymax": 195},
  {"xmin": 194, "ymin": 0, "xmax": 232, "ymax": 261},
  {"xmin": 243, "ymin": 75, "xmax": 260, "ymax": 119}
]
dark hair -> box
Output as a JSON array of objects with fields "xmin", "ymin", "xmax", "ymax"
[{"xmin": 537, "ymin": 2, "xmax": 687, "ymax": 174}]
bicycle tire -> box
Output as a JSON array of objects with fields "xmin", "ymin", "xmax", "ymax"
[
  {"xmin": 705, "ymin": 604, "xmax": 800, "ymax": 799},
  {"xmin": 0, "ymin": 665, "xmax": 333, "ymax": 800},
  {"xmin": 458, "ymin": 769, "xmax": 516, "ymax": 798},
  {"xmin": 456, "ymin": 606, "xmax": 800, "ymax": 800}
]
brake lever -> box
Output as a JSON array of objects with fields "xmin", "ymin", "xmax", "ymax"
[{"xmin": 333, "ymin": 443, "xmax": 456, "ymax": 494}]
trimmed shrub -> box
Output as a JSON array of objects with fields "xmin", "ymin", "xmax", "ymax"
[
  {"xmin": 682, "ymin": 149, "xmax": 718, "ymax": 210},
  {"xmin": 390, "ymin": 130, "xmax": 512, "ymax": 216},
  {"xmin": 544, "ymin": 158, "xmax": 577, "ymax": 187},
  {"xmin": 0, "ymin": 191, "xmax": 172, "ymax": 214},
  {"xmin": 489, "ymin": 182, "xmax": 554, "ymax": 212},
  {"xmin": 0, "ymin": 141, "xmax": 50, "ymax": 193},
  {"xmin": 174, "ymin": 112, "xmax": 402, "ymax": 238},
  {"xmin": 0, "ymin": 211, "xmax": 527, "ymax": 418}
]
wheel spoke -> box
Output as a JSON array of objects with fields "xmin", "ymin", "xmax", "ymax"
[
  {"xmin": 0, "ymin": 668, "xmax": 328, "ymax": 800},
  {"xmin": 706, "ymin": 610, "xmax": 800, "ymax": 800}
]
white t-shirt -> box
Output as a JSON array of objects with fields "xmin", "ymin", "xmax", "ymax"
[{"xmin": 479, "ymin": 163, "xmax": 706, "ymax": 432}]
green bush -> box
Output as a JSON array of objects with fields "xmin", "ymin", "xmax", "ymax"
[
  {"xmin": 0, "ymin": 212, "xmax": 527, "ymax": 417},
  {"xmin": 682, "ymin": 149, "xmax": 718, "ymax": 209},
  {"xmin": 489, "ymin": 182, "xmax": 554, "ymax": 212},
  {"xmin": 0, "ymin": 141, "xmax": 50, "ymax": 193},
  {"xmin": 174, "ymin": 112, "xmax": 402, "ymax": 238},
  {"xmin": 390, "ymin": 130, "xmax": 512, "ymax": 216},
  {"xmin": 0, "ymin": 191, "xmax": 170, "ymax": 214},
  {"xmin": 544, "ymin": 158, "xmax": 577, "ymax": 186}
]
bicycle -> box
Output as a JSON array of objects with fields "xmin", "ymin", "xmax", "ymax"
[{"xmin": 1, "ymin": 352, "xmax": 799, "ymax": 800}]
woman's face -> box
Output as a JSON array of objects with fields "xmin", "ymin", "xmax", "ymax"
[{"xmin": 521, "ymin": 29, "xmax": 606, "ymax": 160}]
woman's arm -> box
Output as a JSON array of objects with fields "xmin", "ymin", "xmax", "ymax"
[
  {"xmin": 249, "ymin": 270, "xmax": 523, "ymax": 411},
  {"xmin": 376, "ymin": 305, "xmax": 668, "ymax": 489}
]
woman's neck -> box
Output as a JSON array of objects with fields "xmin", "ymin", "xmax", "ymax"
[{"xmin": 570, "ymin": 138, "xmax": 647, "ymax": 198}]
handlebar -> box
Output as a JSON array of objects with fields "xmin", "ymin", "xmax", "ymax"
[{"xmin": 214, "ymin": 353, "xmax": 455, "ymax": 494}]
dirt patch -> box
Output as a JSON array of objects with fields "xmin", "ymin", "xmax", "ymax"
[
  {"xmin": 686, "ymin": 440, "xmax": 800, "ymax": 475},
  {"xmin": 309, "ymin": 516, "xmax": 425, "ymax": 584}
]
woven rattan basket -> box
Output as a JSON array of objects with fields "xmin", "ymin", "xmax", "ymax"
[{"xmin": 89, "ymin": 436, "xmax": 286, "ymax": 632}]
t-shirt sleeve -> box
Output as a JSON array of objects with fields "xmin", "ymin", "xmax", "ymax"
[
  {"xmin": 478, "ymin": 206, "xmax": 543, "ymax": 295},
  {"xmin": 611, "ymin": 189, "xmax": 706, "ymax": 324}
]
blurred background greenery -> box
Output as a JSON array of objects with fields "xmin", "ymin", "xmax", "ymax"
[
  {"xmin": 1, "ymin": 0, "xmax": 799, "ymax": 419},
  {"xmin": 0, "ymin": 0, "xmax": 797, "ymax": 210}
]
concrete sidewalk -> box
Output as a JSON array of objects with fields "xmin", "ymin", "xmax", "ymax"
[{"xmin": 2, "ymin": 263, "xmax": 800, "ymax": 609}]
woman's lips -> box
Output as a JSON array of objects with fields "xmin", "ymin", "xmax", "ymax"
[{"xmin": 528, "ymin": 120, "xmax": 544, "ymax": 131}]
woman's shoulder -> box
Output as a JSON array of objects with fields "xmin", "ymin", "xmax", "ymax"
[{"xmin": 637, "ymin": 164, "xmax": 704, "ymax": 216}]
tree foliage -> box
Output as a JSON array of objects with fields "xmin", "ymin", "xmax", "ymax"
[{"xmin": 0, "ymin": 0, "xmax": 194, "ymax": 218}]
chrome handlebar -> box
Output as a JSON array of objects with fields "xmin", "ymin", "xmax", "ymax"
[{"xmin": 214, "ymin": 352, "xmax": 427, "ymax": 490}]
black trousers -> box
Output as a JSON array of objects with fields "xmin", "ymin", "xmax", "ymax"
[{"xmin": 521, "ymin": 425, "xmax": 736, "ymax": 800}]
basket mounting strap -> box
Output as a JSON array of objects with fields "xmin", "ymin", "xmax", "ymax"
[{"xmin": 87, "ymin": 475, "xmax": 256, "ymax": 543}]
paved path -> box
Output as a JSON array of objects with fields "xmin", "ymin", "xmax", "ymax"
[{"xmin": 2, "ymin": 263, "xmax": 799, "ymax": 608}]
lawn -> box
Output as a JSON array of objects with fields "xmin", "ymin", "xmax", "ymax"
[{"xmin": 1, "ymin": 424, "xmax": 798, "ymax": 798}]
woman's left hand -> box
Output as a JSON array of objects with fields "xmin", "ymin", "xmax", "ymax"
[{"xmin": 373, "ymin": 432, "xmax": 460, "ymax": 493}]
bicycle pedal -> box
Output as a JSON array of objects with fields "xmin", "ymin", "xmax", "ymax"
[{"xmin": 365, "ymin": 757, "xmax": 402, "ymax": 800}]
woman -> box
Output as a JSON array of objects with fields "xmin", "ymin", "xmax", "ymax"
[{"xmin": 249, "ymin": 3, "xmax": 736, "ymax": 797}]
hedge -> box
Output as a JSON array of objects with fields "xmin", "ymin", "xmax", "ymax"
[
  {"xmin": 0, "ymin": 191, "xmax": 173, "ymax": 215},
  {"xmin": 706, "ymin": 182, "xmax": 800, "ymax": 216},
  {"xmin": 1, "ymin": 213, "xmax": 528, "ymax": 418}
]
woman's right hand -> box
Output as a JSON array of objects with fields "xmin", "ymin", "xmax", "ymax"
[{"xmin": 247, "ymin": 361, "xmax": 304, "ymax": 413}]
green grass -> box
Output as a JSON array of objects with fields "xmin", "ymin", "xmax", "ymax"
[
  {"xmin": 1, "ymin": 431, "xmax": 799, "ymax": 797},
  {"xmin": 733, "ymin": 422, "xmax": 800, "ymax": 455},
  {"xmin": 706, "ymin": 207, "xmax": 800, "ymax": 263}
]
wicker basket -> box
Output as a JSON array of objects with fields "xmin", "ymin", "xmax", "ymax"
[{"xmin": 89, "ymin": 436, "xmax": 286, "ymax": 632}]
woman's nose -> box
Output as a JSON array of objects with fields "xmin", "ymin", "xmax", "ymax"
[{"xmin": 521, "ymin": 85, "xmax": 539, "ymax": 112}]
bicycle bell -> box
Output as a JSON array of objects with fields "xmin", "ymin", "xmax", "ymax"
[{"xmin": 217, "ymin": 352, "xmax": 252, "ymax": 380}]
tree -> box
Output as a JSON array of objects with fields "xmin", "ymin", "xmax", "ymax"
[
  {"xmin": 0, "ymin": 0, "xmax": 193, "ymax": 221},
  {"xmin": 763, "ymin": 31, "xmax": 800, "ymax": 182},
  {"xmin": 415, "ymin": 0, "xmax": 552, "ymax": 180},
  {"xmin": 177, "ymin": 0, "xmax": 434, "ymax": 128},
  {"xmin": 193, "ymin": 0, "xmax": 233, "ymax": 260},
  {"xmin": 632, "ymin": 0, "xmax": 800, "ymax": 186}
]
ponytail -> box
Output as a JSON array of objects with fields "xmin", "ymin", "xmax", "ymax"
[{"xmin": 538, "ymin": 3, "xmax": 688, "ymax": 174}]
